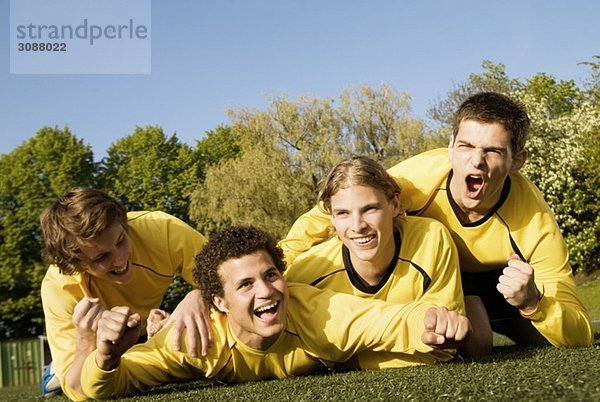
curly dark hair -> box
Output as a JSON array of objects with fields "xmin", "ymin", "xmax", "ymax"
[{"xmin": 194, "ymin": 226, "xmax": 286, "ymax": 307}]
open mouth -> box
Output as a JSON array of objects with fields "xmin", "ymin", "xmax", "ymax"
[
  {"xmin": 254, "ymin": 301, "xmax": 279, "ymax": 320},
  {"xmin": 112, "ymin": 263, "xmax": 129, "ymax": 276},
  {"xmin": 352, "ymin": 234, "xmax": 376, "ymax": 246},
  {"xmin": 466, "ymin": 175, "xmax": 484, "ymax": 196}
]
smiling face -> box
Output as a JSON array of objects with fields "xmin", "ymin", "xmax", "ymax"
[
  {"xmin": 330, "ymin": 184, "xmax": 400, "ymax": 281},
  {"xmin": 212, "ymin": 250, "xmax": 288, "ymax": 350},
  {"xmin": 448, "ymin": 119, "xmax": 527, "ymax": 222},
  {"xmin": 79, "ymin": 221, "xmax": 133, "ymax": 285}
]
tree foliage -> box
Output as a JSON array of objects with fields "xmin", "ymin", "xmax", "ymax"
[
  {"xmin": 190, "ymin": 84, "xmax": 443, "ymax": 238},
  {"xmin": 0, "ymin": 127, "xmax": 95, "ymax": 339},
  {"xmin": 519, "ymin": 93, "xmax": 600, "ymax": 272},
  {"xmin": 99, "ymin": 126, "xmax": 199, "ymax": 223},
  {"xmin": 428, "ymin": 60, "xmax": 521, "ymax": 126}
]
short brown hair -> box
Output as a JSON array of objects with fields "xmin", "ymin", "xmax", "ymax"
[
  {"xmin": 317, "ymin": 155, "xmax": 402, "ymax": 214},
  {"xmin": 40, "ymin": 187, "xmax": 127, "ymax": 275},
  {"xmin": 194, "ymin": 226, "xmax": 286, "ymax": 307},
  {"xmin": 453, "ymin": 92, "xmax": 530, "ymax": 154}
]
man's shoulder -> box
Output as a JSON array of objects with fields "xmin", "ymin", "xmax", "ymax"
[
  {"xmin": 41, "ymin": 265, "xmax": 83, "ymax": 290},
  {"xmin": 388, "ymin": 149, "xmax": 451, "ymax": 212},
  {"xmin": 507, "ymin": 173, "xmax": 553, "ymax": 211},
  {"xmin": 285, "ymin": 237, "xmax": 344, "ymax": 282},
  {"xmin": 127, "ymin": 210, "xmax": 175, "ymax": 225},
  {"xmin": 388, "ymin": 148, "xmax": 450, "ymax": 177},
  {"xmin": 399, "ymin": 215, "xmax": 453, "ymax": 240}
]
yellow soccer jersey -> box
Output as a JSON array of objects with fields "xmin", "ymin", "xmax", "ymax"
[
  {"xmin": 40, "ymin": 211, "xmax": 207, "ymax": 401},
  {"xmin": 81, "ymin": 283, "xmax": 438, "ymax": 399},
  {"xmin": 285, "ymin": 215, "xmax": 464, "ymax": 367},
  {"xmin": 282, "ymin": 148, "xmax": 593, "ymax": 347}
]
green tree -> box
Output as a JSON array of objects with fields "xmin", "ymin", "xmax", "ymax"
[
  {"xmin": 190, "ymin": 84, "xmax": 435, "ymax": 238},
  {"xmin": 520, "ymin": 73, "xmax": 584, "ymax": 118},
  {"xmin": 519, "ymin": 93, "xmax": 600, "ymax": 272},
  {"xmin": 99, "ymin": 126, "xmax": 198, "ymax": 223},
  {"xmin": 428, "ymin": 60, "xmax": 521, "ymax": 126},
  {"xmin": 579, "ymin": 55, "xmax": 600, "ymax": 103},
  {"xmin": 194, "ymin": 125, "xmax": 241, "ymax": 182},
  {"xmin": 0, "ymin": 126, "xmax": 96, "ymax": 339}
]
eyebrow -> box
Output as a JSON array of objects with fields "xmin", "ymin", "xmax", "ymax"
[
  {"xmin": 332, "ymin": 201, "xmax": 381, "ymax": 212},
  {"xmin": 457, "ymin": 140, "xmax": 507, "ymax": 153}
]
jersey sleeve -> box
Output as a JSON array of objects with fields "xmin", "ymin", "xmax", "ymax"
[
  {"xmin": 279, "ymin": 205, "xmax": 332, "ymax": 264},
  {"xmin": 418, "ymin": 222, "xmax": 466, "ymax": 315},
  {"xmin": 80, "ymin": 319, "xmax": 228, "ymax": 399},
  {"xmin": 40, "ymin": 271, "xmax": 88, "ymax": 401},
  {"xmin": 525, "ymin": 220, "xmax": 593, "ymax": 346},
  {"xmin": 288, "ymin": 284, "xmax": 438, "ymax": 362},
  {"xmin": 386, "ymin": 148, "xmax": 451, "ymax": 213}
]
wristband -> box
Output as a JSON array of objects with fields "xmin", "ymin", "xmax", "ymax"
[{"xmin": 519, "ymin": 286, "xmax": 544, "ymax": 318}]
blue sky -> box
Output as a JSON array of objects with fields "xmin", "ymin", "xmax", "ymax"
[{"xmin": 1, "ymin": 0, "xmax": 598, "ymax": 159}]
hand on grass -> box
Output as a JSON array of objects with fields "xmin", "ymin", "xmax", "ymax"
[{"xmin": 421, "ymin": 307, "xmax": 470, "ymax": 349}]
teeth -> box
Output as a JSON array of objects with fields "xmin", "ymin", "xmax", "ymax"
[
  {"xmin": 354, "ymin": 235, "xmax": 375, "ymax": 244},
  {"xmin": 113, "ymin": 266, "xmax": 127, "ymax": 274},
  {"xmin": 255, "ymin": 302, "xmax": 278, "ymax": 312}
]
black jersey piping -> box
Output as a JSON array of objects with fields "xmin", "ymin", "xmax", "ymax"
[
  {"xmin": 495, "ymin": 213, "xmax": 529, "ymax": 263},
  {"xmin": 214, "ymin": 349, "xmax": 235, "ymax": 378},
  {"xmin": 340, "ymin": 230, "xmax": 401, "ymax": 294},
  {"xmin": 407, "ymin": 188, "xmax": 444, "ymax": 217},
  {"xmin": 309, "ymin": 269, "xmax": 346, "ymax": 287},
  {"xmin": 285, "ymin": 329, "xmax": 299, "ymax": 337},
  {"xmin": 398, "ymin": 257, "xmax": 432, "ymax": 293},
  {"xmin": 126, "ymin": 211, "xmax": 151, "ymax": 222},
  {"xmin": 446, "ymin": 171, "xmax": 511, "ymax": 227},
  {"xmin": 131, "ymin": 262, "xmax": 174, "ymax": 278}
]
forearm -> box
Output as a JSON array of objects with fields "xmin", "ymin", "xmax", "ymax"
[
  {"xmin": 279, "ymin": 205, "xmax": 331, "ymax": 263},
  {"xmin": 64, "ymin": 335, "xmax": 97, "ymax": 400},
  {"xmin": 81, "ymin": 332, "xmax": 205, "ymax": 399}
]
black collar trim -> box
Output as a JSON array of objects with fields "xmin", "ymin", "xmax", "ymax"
[{"xmin": 341, "ymin": 230, "xmax": 400, "ymax": 294}]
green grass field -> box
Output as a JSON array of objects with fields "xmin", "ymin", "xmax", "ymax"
[{"xmin": 3, "ymin": 279, "xmax": 600, "ymax": 402}]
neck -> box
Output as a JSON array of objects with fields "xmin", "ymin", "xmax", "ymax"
[
  {"xmin": 351, "ymin": 262, "xmax": 388, "ymax": 286},
  {"xmin": 229, "ymin": 321, "xmax": 280, "ymax": 351},
  {"xmin": 350, "ymin": 232, "xmax": 397, "ymax": 287}
]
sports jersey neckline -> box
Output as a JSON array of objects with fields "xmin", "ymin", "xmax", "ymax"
[{"xmin": 341, "ymin": 230, "xmax": 401, "ymax": 293}]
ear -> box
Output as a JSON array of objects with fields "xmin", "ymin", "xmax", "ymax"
[
  {"xmin": 510, "ymin": 149, "xmax": 528, "ymax": 172},
  {"xmin": 448, "ymin": 136, "xmax": 455, "ymax": 159},
  {"xmin": 392, "ymin": 193, "xmax": 402, "ymax": 217},
  {"xmin": 212, "ymin": 295, "xmax": 229, "ymax": 313}
]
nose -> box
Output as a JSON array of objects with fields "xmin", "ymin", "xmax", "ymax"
[
  {"xmin": 470, "ymin": 149, "xmax": 486, "ymax": 168},
  {"xmin": 112, "ymin": 249, "xmax": 128, "ymax": 268},
  {"xmin": 351, "ymin": 212, "xmax": 368, "ymax": 233},
  {"xmin": 255, "ymin": 279, "xmax": 274, "ymax": 298}
]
